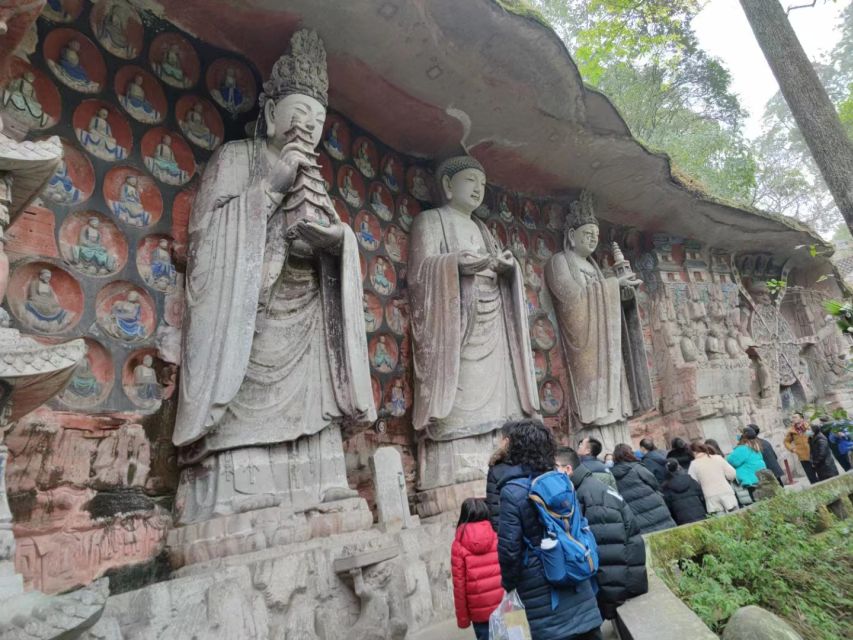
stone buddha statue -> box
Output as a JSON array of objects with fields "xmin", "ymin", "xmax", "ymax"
[
  {"xmin": 545, "ymin": 190, "xmax": 652, "ymax": 450},
  {"xmin": 173, "ymin": 30, "xmax": 375, "ymax": 524},
  {"xmin": 408, "ymin": 155, "xmax": 539, "ymax": 492}
]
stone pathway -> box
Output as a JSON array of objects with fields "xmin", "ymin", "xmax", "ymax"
[{"xmin": 410, "ymin": 618, "xmax": 620, "ymax": 639}]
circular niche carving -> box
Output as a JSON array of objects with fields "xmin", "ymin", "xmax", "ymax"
[
  {"xmin": 353, "ymin": 210, "xmax": 381, "ymax": 252},
  {"xmin": 494, "ymin": 191, "xmax": 517, "ymax": 224},
  {"xmin": 44, "ymin": 29, "xmax": 106, "ymax": 94},
  {"xmin": 114, "ymin": 66, "xmax": 167, "ymax": 125},
  {"xmin": 205, "ymin": 58, "xmax": 256, "ymax": 115},
  {"xmin": 176, "ymin": 95, "xmax": 224, "ymax": 152},
  {"xmin": 322, "ymin": 114, "xmax": 350, "ymax": 161},
  {"xmin": 385, "ymin": 298, "xmax": 407, "ymax": 336},
  {"xmin": 508, "ymin": 226, "xmax": 529, "ymax": 261},
  {"xmin": 533, "ymin": 350, "xmax": 548, "ymax": 383},
  {"xmin": 122, "ymin": 348, "xmax": 170, "ymax": 411},
  {"xmin": 7, "ymin": 262, "xmax": 82, "ymax": 334},
  {"xmin": 41, "ymin": 137, "xmax": 95, "ymax": 206},
  {"xmin": 352, "ymin": 137, "xmax": 378, "ymax": 179},
  {"xmin": 383, "ymin": 225, "xmax": 408, "ymax": 264},
  {"xmin": 72, "ymin": 99, "xmax": 132, "ymax": 162},
  {"xmin": 368, "ymin": 256, "xmax": 396, "ymax": 297},
  {"xmin": 363, "ymin": 291, "xmax": 384, "ymax": 333},
  {"xmin": 379, "ymin": 153, "xmax": 403, "ymax": 194},
  {"xmin": 544, "ymin": 202, "xmax": 564, "ymax": 232},
  {"xmin": 95, "ymin": 281, "xmax": 156, "ymax": 343},
  {"xmin": 136, "ymin": 235, "xmax": 177, "ymax": 293},
  {"xmin": 59, "ymin": 211, "xmax": 128, "ymax": 277},
  {"xmin": 141, "ymin": 128, "xmax": 196, "ymax": 186},
  {"xmin": 539, "ymin": 379, "xmax": 564, "ymax": 415},
  {"xmin": 2, "ymin": 58, "xmax": 61, "ymax": 131},
  {"xmin": 520, "ymin": 200, "xmax": 540, "ymax": 230},
  {"xmin": 90, "ymin": 0, "xmax": 145, "ymax": 60},
  {"xmin": 42, "ymin": 0, "xmax": 84, "ymax": 23},
  {"xmin": 531, "ymin": 316, "xmax": 556, "ymax": 351},
  {"xmin": 367, "ymin": 182, "xmax": 394, "ymax": 222},
  {"xmin": 531, "ymin": 232, "xmax": 556, "ymax": 264},
  {"xmin": 148, "ymin": 32, "xmax": 200, "ymax": 89},
  {"xmin": 58, "ymin": 338, "xmax": 114, "ymax": 409},
  {"xmin": 384, "ymin": 376, "xmax": 411, "ymax": 418},
  {"xmin": 103, "ymin": 166, "xmax": 164, "ymax": 228},
  {"xmin": 337, "ymin": 165, "xmax": 365, "ymax": 210},
  {"xmin": 406, "ymin": 166, "xmax": 434, "ymax": 204},
  {"xmin": 369, "ymin": 334, "xmax": 399, "ymax": 374},
  {"xmin": 395, "ymin": 195, "xmax": 420, "ymax": 232}
]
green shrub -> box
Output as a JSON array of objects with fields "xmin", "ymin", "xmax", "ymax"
[{"xmin": 649, "ymin": 487, "xmax": 853, "ymax": 639}]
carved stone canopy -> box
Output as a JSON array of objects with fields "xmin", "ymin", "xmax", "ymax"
[{"xmin": 0, "ymin": 126, "xmax": 62, "ymax": 225}]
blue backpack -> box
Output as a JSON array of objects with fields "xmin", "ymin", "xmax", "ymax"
[{"xmin": 509, "ymin": 471, "xmax": 599, "ymax": 598}]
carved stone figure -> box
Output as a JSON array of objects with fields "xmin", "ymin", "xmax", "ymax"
[
  {"xmin": 180, "ymin": 102, "xmax": 219, "ymax": 150},
  {"xmin": 147, "ymin": 238, "xmax": 177, "ymax": 290},
  {"xmin": 545, "ymin": 190, "xmax": 652, "ymax": 448},
  {"xmin": 48, "ymin": 40, "xmax": 99, "ymax": 93},
  {"xmin": 25, "ymin": 269, "xmax": 69, "ymax": 332},
  {"xmin": 408, "ymin": 155, "xmax": 538, "ymax": 491},
  {"xmin": 173, "ymin": 30, "xmax": 375, "ymax": 524},
  {"xmin": 2, "ymin": 71, "xmax": 48, "ymax": 129},
  {"xmin": 108, "ymin": 291, "xmax": 146, "ymax": 341},
  {"xmin": 71, "ymin": 217, "xmax": 116, "ymax": 274},
  {"xmin": 347, "ymin": 563, "xmax": 408, "ymax": 640},
  {"xmin": 133, "ymin": 355, "xmax": 161, "ymax": 408},
  {"xmin": 111, "ymin": 175, "xmax": 150, "ymax": 226},
  {"xmin": 120, "ymin": 75, "xmax": 160, "ymax": 123},
  {"xmin": 77, "ymin": 108, "xmax": 126, "ymax": 161},
  {"xmin": 145, "ymin": 135, "xmax": 187, "ymax": 185}
]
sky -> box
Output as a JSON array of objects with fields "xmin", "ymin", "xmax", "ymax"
[{"xmin": 693, "ymin": 0, "xmax": 849, "ymax": 139}]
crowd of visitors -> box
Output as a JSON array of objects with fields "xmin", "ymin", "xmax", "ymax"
[{"xmin": 451, "ymin": 412, "xmax": 848, "ymax": 639}]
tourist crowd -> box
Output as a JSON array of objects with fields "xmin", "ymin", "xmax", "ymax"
[{"xmin": 451, "ymin": 413, "xmax": 848, "ymax": 640}]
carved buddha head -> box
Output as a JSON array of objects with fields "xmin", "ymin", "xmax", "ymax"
[
  {"xmin": 260, "ymin": 30, "xmax": 329, "ymax": 151},
  {"xmin": 436, "ymin": 155, "xmax": 486, "ymax": 215},
  {"xmin": 565, "ymin": 189, "xmax": 599, "ymax": 258}
]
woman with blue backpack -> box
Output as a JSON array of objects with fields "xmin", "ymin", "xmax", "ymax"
[{"xmin": 496, "ymin": 419, "xmax": 603, "ymax": 640}]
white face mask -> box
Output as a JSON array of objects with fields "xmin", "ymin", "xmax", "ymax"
[{"xmin": 604, "ymin": 460, "xmax": 614, "ymax": 470}]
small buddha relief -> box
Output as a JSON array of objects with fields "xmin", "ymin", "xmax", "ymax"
[
  {"xmin": 96, "ymin": 282, "xmax": 156, "ymax": 343},
  {"xmin": 137, "ymin": 235, "xmax": 178, "ymax": 292},
  {"xmin": 59, "ymin": 211, "xmax": 127, "ymax": 276},
  {"xmin": 520, "ymin": 200, "xmax": 539, "ymax": 230},
  {"xmin": 206, "ymin": 58, "xmax": 256, "ymax": 115},
  {"xmin": 8, "ymin": 263, "xmax": 82, "ymax": 334},
  {"xmin": 486, "ymin": 219, "xmax": 508, "ymax": 250},
  {"xmin": 533, "ymin": 350, "xmax": 548, "ymax": 382},
  {"xmin": 406, "ymin": 166, "xmax": 434, "ymax": 204},
  {"xmin": 176, "ymin": 96, "xmax": 224, "ymax": 152},
  {"xmin": 495, "ymin": 192, "xmax": 516, "ymax": 223},
  {"xmin": 42, "ymin": 138, "xmax": 95, "ymax": 205},
  {"xmin": 385, "ymin": 298, "xmax": 407, "ymax": 336},
  {"xmin": 539, "ymin": 379, "xmax": 564, "ymax": 415},
  {"xmin": 380, "ymin": 153, "xmax": 403, "ymax": 193},
  {"xmin": 322, "ymin": 114, "xmax": 350, "ymax": 161},
  {"xmin": 338, "ymin": 165, "xmax": 365, "ymax": 209},
  {"xmin": 115, "ymin": 66, "xmax": 166, "ymax": 125},
  {"xmin": 385, "ymin": 377, "xmax": 411, "ymax": 417},
  {"xmin": 353, "ymin": 136, "xmax": 378, "ymax": 178},
  {"xmin": 545, "ymin": 203, "xmax": 563, "ymax": 231},
  {"xmin": 44, "ymin": 29, "xmax": 106, "ymax": 94},
  {"xmin": 141, "ymin": 128, "xmax": 196, "ymax": 186},
  {"xmin": 58, "ymin": 339, "xmax": 113, "ymax": 409},
  {"xmin": 1, "ymin": 59, "xmax": 61, "ymax": 131},
  {"xmin": 383, "ymin": 225, "xmax": 408, "ymax": 264},
  {"xmin": 123, "ymin": 350, "xmax": 165, "ymax": 411},
  {"xmin": 104, "ymin": 166, "xmax": 163, "ymax": 228},
  {"xmin": 368, "ymin": 182, "xmax": 394, "ymax": 221},
  {"xmin": 363, "ymin": 292, "xmax": 384, "ymax": 333},
  {"xmin": 531, "ymin": 316, "xmax": 557, "ymax": 350},
  {"xmin": 354, "ymin": 211, "xmax": 381, "ymax": 252},
  {"xmin": 149, "ymin": 33, "xmax": 200, "ymax": 89},
  {"xmin": 508, "ymin": 226, "xmax": 529, "ymax": 261},
  {"xmin": 369, "ymin": 256, "xmax": 396, "ymax": 296},
  {"xmin": 395, "ymin": 195, "xmax": 420, "ymax": 232},
  {"xmin": 369, "ymin": 334, "xmax": 399, "ymax": 374},
  {"xmin": 531, "ymin": 232, "xmax": 556, "ymax": 263},
  {"xmin": 91, "ymin": 1, "xmax": 144, "ymax": 60},
  {"xmin": 73, "ymin": 100, "xmax": 132, "ymax": 162}
]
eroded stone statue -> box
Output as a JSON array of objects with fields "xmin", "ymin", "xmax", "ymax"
[
  {"xmin": 173, "ymin": 30, "xmax": 375, "ymax": 524},
  {"xmin": 545, "ymin": 190, "xmax": 652, "ymax": 449},
  {"xmin": 408, "ymin": 156, "xmax": 539, "ymax": 491}
]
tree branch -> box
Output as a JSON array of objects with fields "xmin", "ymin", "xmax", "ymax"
[{"xmin": 786, "ymin": 1, "xmax": 817, "ymax": 16}]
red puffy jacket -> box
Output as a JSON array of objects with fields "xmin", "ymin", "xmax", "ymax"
[{"xmin": 451, "ymin": 520, "xmax": 504, "ymax": 628}]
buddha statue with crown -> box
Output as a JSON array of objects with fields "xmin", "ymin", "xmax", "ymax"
[
  {"xmin": 545, "ymin": 190, "xmax": 652, "ymax": 450},
  {"xmin": 408, "ymin": 156, "xmax": 539, "ymax": 497},
  {"xmin": 173, "ymin": 30, "xmax": 375, "ymax": 525}
]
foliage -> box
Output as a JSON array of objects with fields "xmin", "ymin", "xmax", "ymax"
[
  {"xmin": 533, "ymin": 0, "xmax": 756, "ymax": 204},
  {"xmin": 825, "ymin": 298, "xmax": 853, "ymax": 336},
  {"xmin": 652, "ymin": 486, "xmax": 853, "ymax": 639}
]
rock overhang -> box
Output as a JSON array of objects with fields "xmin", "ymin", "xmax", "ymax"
[{"xmin": 147, "ymin": 0, "xmax": 826, "ymax": 262}]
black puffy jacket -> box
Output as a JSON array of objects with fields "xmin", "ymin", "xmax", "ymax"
[
  {"xmin": 641, "ymin": 450, "xmax": 668, "ymax": 484},
  {"xmin": 610, "ymin": 462, "xmax": 676, "ymax": 534},
  {"xmin": 661, "ymin": 471, "xmax": 706, "ymax": 525},
  {"xmin": 486, "ymin": 459, "xmax": 515, "ymax": 532},
  {"xmin": 571, "ymin": 464, "xmax": 648, "ymax": 620},
  {"xmin": 810, "ymin": 432, "xmax": 840, "ymax": 481},
  {"xmin": 497, "ymin": 465, "xmax": 603, "ymax": 640},
  {"xmin": 758, "ymin": 438, "xmax": 784, "ymax": 479},
  {"xmin": 666, "ymin": 447, "xmax": 694, "ymax": 470}
]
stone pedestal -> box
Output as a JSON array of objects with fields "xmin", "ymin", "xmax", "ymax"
[
  {"xmin": 167, "ymin": 497, "xmax": 373, "ymax": 568},
  {"xmin": 415, "ymin": 478, "xmax": 485, "ymax": 519},
  {"xmin": 370, "ymin": 447, "xmax": 417, "ymax": 531}
]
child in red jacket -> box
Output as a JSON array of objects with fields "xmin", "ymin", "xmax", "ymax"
[{"xmin": 451, "ymin": 497, "xmax": 504, "ymax": 640}]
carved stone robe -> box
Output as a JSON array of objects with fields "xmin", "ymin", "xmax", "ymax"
[
  {"xmin": 408, "ymin": 207, "xmax": 538, "ymax": 443},
  {"xmin": 545, "ymin": 251, "xmax": 651, "ymax": 427},
  {"xmin": 173, "ymin": 138, "xmax": 375, "ymax": 462}
]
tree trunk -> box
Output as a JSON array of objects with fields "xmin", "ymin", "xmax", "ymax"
[{"xmin": 740, "ymin": 0, "xmax": 853, "ymax": 236}]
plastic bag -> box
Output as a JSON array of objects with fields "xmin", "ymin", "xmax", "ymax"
[{"xmin": 489, "ymin": 590, "xmax": 532, "ymax": 640}]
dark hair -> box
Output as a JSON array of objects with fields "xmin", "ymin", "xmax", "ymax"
[
  {"xmin": 690, "ymin": 441, "xmax": 710, "ymax": 455},
  {"xmin": 505, "ymin": 419, "xmax": 555, "ymax": 474},
  {"xmin": 555, "ymin": 447, "xmax": 580, "ymax": 469},
  {"xmin": 612, "ymin": 443, "xmax": 637, "ymax": 463},
  {"xmin": 501, "ymin": 421, "xmax": 519, "ymax": 439},
  {"xmin": 666, "ymin": 459, "xmax": 680, "ymax": 474},
  {"xmin": 704, "ymin": 439, "xmax": 723, "ymax": 456},
  {"xmin": 587, "ymin": 438, "xmax": 603, "ymax": 458},
  {"xmin": 457, "ymin": 497, "xmax": 489, "ymax": 528},
  {"xmin": 739, "ymin": 428, "xmax": 762, "ymax": 453},
  {"xmin": 639, "ymin": 438, "xmax": 656, "ymax": 451},
  {"xmin": 671, "ymin": 437, "xmax": 688, "ymax": 451},
  {"xmin": 748, "ymin": 423, "xmax": 761, "ymax": 435}
]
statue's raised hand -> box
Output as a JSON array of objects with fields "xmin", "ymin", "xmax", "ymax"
[
  {"xmin": 268, "ymin": 142, "xmax": 313, "ymax": 194},
  {"xmin": 458, "ymin": 250, "xmax": 492, "ymax": 275},
  {"xmin": 294, "ymin": 218, "xmax": 344, "ymax": 251},
  {"xmin": 492, "ymin": 249, "xmax": 515, "ymax": 274}
]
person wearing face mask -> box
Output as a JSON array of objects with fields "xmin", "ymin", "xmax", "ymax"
[
  {"xmin": 577, "ymin": 437, "xmax": 618, "ymax": 491},
  {"xmin": 603, "ymin": 453, "xmax": 614, "ymax": 470}
]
